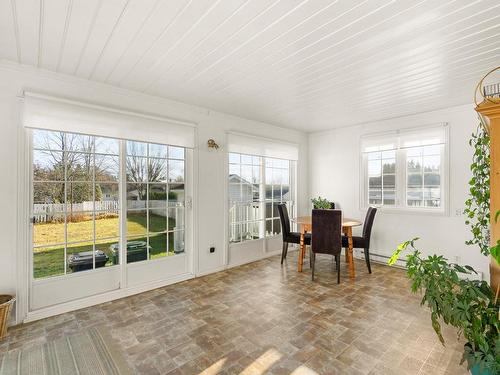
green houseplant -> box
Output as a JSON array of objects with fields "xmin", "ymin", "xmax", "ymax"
[
  {"xmin": 389, "ymin": 239, "xmax": 499, "ymax": 374},
  {"xmin": 311, "ymin": 196, "xmax": 331, "ymax": 209}
]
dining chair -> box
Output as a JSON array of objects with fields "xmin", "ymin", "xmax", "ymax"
[
  {"xmin": 311, "ymin": 209, "xmax": 343, "ymax": 283},
  {"xmin": 277, "ymin": 203, "xmax": 311, "ymax": 264},
  {"xmin": 342, "ymin": 207, "xmax": 377, "ymax": 273}
]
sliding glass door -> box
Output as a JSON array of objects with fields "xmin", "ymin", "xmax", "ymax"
[{"xmin": 30, "ymin": 129, "xmax": 192, "ymax": 310}]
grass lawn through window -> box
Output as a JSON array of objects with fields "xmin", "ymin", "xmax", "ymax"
[{"xmin": 33, "ymin": 213, "xmax": 178, "ymax": 278}]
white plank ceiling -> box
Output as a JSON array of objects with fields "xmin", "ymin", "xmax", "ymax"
[{"xmin": 1, "ymin": 0, "xmax": 499, "ymax": 131}]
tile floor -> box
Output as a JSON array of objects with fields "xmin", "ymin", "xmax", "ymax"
[{"xmin": 0, "ymin": 253, "xmax": 468, "ymax": 375}]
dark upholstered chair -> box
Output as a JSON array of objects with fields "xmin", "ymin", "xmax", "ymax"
[
  {"xmin": 311, "ymin": 209, "xmax": 343, "ymax": 283},
  {"xmin": 277, "ymin": 203, "xmax": 311, "ymax": 264},
  {"xmin": 342, "ymin": 207, "xmax": 377, "ymax": 273}
]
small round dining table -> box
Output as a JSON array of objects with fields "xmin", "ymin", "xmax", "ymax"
[{"xmin": 291, "ymin": 216, "xmax": 362, "ymax": 278}]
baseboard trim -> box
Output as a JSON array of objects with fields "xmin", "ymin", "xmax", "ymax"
[{"xmin": 24, "ymin": 272, "xmax": 195, "ymax": 323}]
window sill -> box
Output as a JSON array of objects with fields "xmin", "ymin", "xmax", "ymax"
[{"xmin": 364, "ymin": 205, "xmax": 449, "ymax": 217}]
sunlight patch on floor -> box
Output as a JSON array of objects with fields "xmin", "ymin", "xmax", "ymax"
[
  {"xmin": 199, "ymin": 358, "xmax": 227, "ymax": 374},
  {"xmin": 240, "ymin": 348, "xmax": 283, "ymax": 375}
]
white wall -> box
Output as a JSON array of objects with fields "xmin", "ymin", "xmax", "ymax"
[
  {"xmin": 309, "ymin": 104, "xmax": 490, "ymax": 277},
  {"xmin": 0, "ymin": 62, "xmax": 309, "ymax": 317}
]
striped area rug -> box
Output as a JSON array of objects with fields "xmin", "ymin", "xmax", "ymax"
[{"xmin": 0, "ymin": 328, "xmax": 131, "ymax": 375}]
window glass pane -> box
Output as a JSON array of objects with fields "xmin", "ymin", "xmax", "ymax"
[
  {"xmin": 126, "ymin": 237, "xmax": 149, "ymax": 264},
  {"xmin": 168, "ymin": 146, "xmax": 184, "ymax": 159},
  {"xmin": 33, "ymin": 213, "xmax": 65, "ymax": 247},
  {"xmin": 424, "ymin": 173, "xmax": 440, "ymax": 187},
  {"xmin": 368, "ymin": 160, "xmax": 381, "ymax": 176},
  {"xmin": 148, "ymin": 183, "xmax": 167, "ymax": 208},
  {"xmin": 241, "ymin": 154, "xmax": 252, "ymax": 164},
  {"xmin": 169, "ymin": 160, "xmax": 184, "ymax": 183},
  {"xmin": 149, "ymin": 143, "xmax": 167, "ymax": 158},
  {"xmin": 95, "ymin": 155, "xmax": 119, "ymax": 181},
  {"xmin": 252, "ymin": 166, "xmax": 260, "ymax": 183},
  {"xmin": 127, "ymin": 141, "xmax": 147, "ymax": 157},
  {"xmin": 229, "ymin": 224, "xmax": 241, "ymax": 243},
  {"xmin": 407, "ymin": 174, "xmax": 422, "ymax": 188},
  {"xmin": 96, "ymin": 183, "xmax": 119, "ymax": 207},
  {"xmin": 229, "ymin": 164, "xmax": 240, "ymax": 177},
  {"xmin": 229, "ymin": 153, "xmax": 240, "ymax": 164},
  {"xmin": 383, "ymin": 190, "xmax": 396, "ymax": 205},
  {"xmin": 407, "ymin": 158, "xmax": 422, "ymax": 173},
  {"xmin": 424, "ymin": 188, "xmax": 441, "ymax": 207},
  {"xmin": 423, "ymin": 155, "xmax": 440, "ymax": 173},
  {"xmin": 148, "ymin": 158, "xmax": 167, "ymax": 182},
  {"xmin": 95, "ymin": 238, "xmax": 118, "ymax": 267},
  {"xmin": 67, "ymin": 212, "xmax": 93, "ymax": 243},
  {"xmin": 382, "ymin": 175, "xmax": 395, "ymax": 189},
  {"xmin": 149, "ymin": 211, "xmax": 167, "ymax": 233},
  {"xmin": 367, "ymin": 152, "xmax": 381, "ymax": 161},
  {"xmin": 127, "ymin": 210, "xmax": 148, "ymax": 236},
  {"xmin": 66, "ymin": 134, "xmax": 94, "ymax": 153},
  {"xmin": 169, "ymin": 206, "xmax": 184, "ymax": 231},
  {"xmin": 95, "ymin": 137, "xmax": 119, "ymax": 155},
  {"xmin": 66, "ymin": 182, "xmax": 94, "ymax": 211},
  {"xmin": 382, "ymin": 159, "xmax": 395, "ymax": 174},
  {"xmin": 407, "ymin": 189, "xmax": 423, "ymax": 206},
  {"xmin": 33, "ymin": 246, "xmax": 65, "ymax": 278},
  {"xmin": 66, "ymin": 152, "xmax": 94, "ymax": 181},
  {"xmin": 127, "ymin": 183, "xmax": 147, "ymax": 208},
  {"xmin": 127, "ymin": 156, "xmax": 147, "ymax": 182},
  {"xmin": 169, "ymin": 184, "xmax": 184, "ymax": 203},
  {"xmin": 368, "ymin": 190, "xmax": 382, "ymax": 204},
  {"xmin": 368, "ymin": 176, "xmax": 381, "ymax": 189},
  {"xmin": 170, "ymin": 231, "xmax": 185, "ymax": 254},
  {"xmin": 33, "ymin": 182, "xmax": 65, "ymax": 206},
  {"xmin": 33, "ymin": 150, "xmax": 65, "ymax": 180},
  {"xmin": 241, "ymin": 165, "xmax": 252, "ymax": 182},
  {"xmin": 149, "ymin": 232, "xmax": 167, "ymax": 259},
  {"xmin": 67, "ymin": 243, "xmax": 97, "ymax": 274},
  {"xmin": 33, "ymin": 130, "xmax": 65, "ymax": 150},
  {"xmin": 95, "ymin": 212, "xmax": 119, "ymax": 239}
]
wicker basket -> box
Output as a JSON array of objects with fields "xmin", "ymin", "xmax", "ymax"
[{"xmin": 0, "ymin": 295, "xmax": 15, "ymax": 340}]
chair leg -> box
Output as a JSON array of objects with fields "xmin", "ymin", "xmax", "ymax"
[
  {"xmin": 336, "ymin": 255, "xmax": 341, "ymax": 284},
  {"xmin": 281, "ymin": 242, "xmax": 288, "ymax": 264},
  {"xmin": 334, "ymin": 255, "xmax": 338, "ymax": 270},
  {"xmin": 311, "ymin": 252, "xmax": 316, "ymax": 281},
  {"xmin": 364, "ymin": 248, "xmax": 372, "ymax": 274}
]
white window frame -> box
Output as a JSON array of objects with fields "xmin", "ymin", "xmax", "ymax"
[
  {"xmin": 228, "ymin": 152, "xmax": 297, "ymax": 244},
  {"xmin": 360, "ymin": 123, "xmax": 449, "ymax": 215}
]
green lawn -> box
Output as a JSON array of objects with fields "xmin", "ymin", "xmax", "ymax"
[{"xmin": 33, "ymin": 213, "xmax": 180, "ymax": 279}]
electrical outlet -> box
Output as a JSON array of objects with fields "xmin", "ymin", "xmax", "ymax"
[
  {"xmin": 209, "ymin": 247, "xmax": 215, "ymax": 254},
  {"xmin": 455, "ymin": 208, "xmax": 463, "ymax": 217}
]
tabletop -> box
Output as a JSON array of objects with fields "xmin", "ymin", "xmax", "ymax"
[{"xmin": 292, "ymin": 216, "xmax": 362, "ymax": 228}]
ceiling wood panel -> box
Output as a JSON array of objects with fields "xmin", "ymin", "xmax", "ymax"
[
  {"xmin": 1, "ymin": 0, "xmax": 498, "ymax": 131},
  {"xmin": 0, "ymin": 1, "xmax": 18, "ymax": 62}
]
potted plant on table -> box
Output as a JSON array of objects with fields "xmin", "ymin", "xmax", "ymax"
[{"xmin": 311, "ymin": 196, "xmax": 332, "ymax": 209}]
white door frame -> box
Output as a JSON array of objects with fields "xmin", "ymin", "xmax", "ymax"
[{"xmin": 17, "ymin": 128, "xmax": 198, "ymax": 324}]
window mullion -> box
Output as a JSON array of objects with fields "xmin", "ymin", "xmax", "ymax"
[
  {"xmin": 260, "ymin": 157, "xmax": 265, "ymax": 239},
  {"xmin": 397, "ymin": 149, "xmax": 405, "ymax": 208}
]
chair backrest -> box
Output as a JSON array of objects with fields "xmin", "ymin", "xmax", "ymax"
[
  {"xmin": 362, "ymin": 207, "xmax": 378, "ymax": 246},
  {"xmin": 277, "ymin": 203, "xmax": 291, "ymax": 239},
  {"xmin": 311, "ymin": 209, "xmax": 342, "ymax": 256}
]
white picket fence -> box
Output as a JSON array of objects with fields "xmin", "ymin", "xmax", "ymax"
[{"xmin": 34, "ymin": 200, "xmax": 183, "ymax": 223}]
